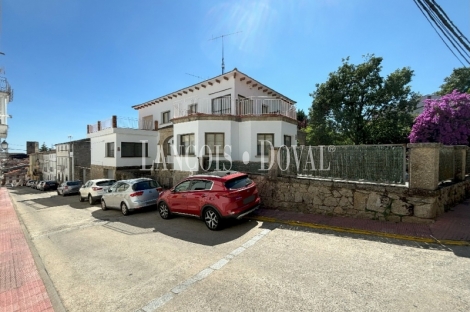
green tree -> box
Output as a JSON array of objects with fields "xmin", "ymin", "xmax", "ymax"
[
  {"xmin": 308, "ymin": 55, "xmax": 420, "ymax": 145},
  {"xmin": 297, "ymin": 109, "xmax": 308, "ymax": 129},
  {"xmin": 437, "ymin": 67, "xmax": 470, "ymax": 95},
  {"xmin": 39, "ymin": 142, "xmax": 49, "ymax": 152}
]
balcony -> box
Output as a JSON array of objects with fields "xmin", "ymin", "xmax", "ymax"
[
  {"xmin": 87, "ymin": 116, "xmax": 156, "ymax": 134},
  {"xmin": 173, "ymin": 97, "xmax": 296, "ymax": 120}
]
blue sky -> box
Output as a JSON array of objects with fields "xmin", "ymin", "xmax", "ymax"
[{"xmin": 2, "ymin": 0, "xmax": 469, "ymax": 152}]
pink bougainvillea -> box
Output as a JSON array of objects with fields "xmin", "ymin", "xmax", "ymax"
[{"xmin": 409, "ymin": 90, "xmax": 470, "ymax": 145}]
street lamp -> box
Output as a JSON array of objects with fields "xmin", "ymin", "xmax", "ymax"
[{"xmin": 0, "ymin": 140, "xmax": 7, "ymax": 150}]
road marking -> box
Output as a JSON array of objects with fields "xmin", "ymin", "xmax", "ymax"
[
  {"xmin": 250, "ymin": 216, "xmax": 470, "ymax": 246},
  {"xmin": 138, "ymin": 228, "xmax": 272, "ymax": 312}
]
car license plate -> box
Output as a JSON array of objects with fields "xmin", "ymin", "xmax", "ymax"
[{"xmin": 243, "ymin": 195, "xmax": 255, "ymax": 205}]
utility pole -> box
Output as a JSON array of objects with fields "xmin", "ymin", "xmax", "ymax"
[{"xmin": 209, "ymin": 31, "xmax": 242, "ymax": 75}]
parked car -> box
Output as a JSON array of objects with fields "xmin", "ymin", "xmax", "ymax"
[
  {"xmin": 26, "ymin": 180, "xmax": 35, "ymax": 187},
  {"xmin": 30, "ymin": 181, "xmax": 38, "ymax": 188},
  {"xmin": 43, "ymin": 181, "xmax": 59, "ymax": 191},
  {"xmin": 79, "ymin": 179, "xmax": 117, "ymax": 205},
  {"xmin": 157, "ymin": 171, "xmax": 261, "ymax": 230},
  {"xmin": 36, "ymin": 181, "xmax": 46, "ymax": 190},
  {"xmin": 57, "ymin": 180, "xmax": 82, "ymax": 196},
  {"xmin": 101, "ymin": 178, "xmax": 162, "ymax": 215}
]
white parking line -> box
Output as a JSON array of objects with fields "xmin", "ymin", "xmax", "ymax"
[{"xmin": 138, "ymin": 229, "xmax": 272, "ymax": 312}]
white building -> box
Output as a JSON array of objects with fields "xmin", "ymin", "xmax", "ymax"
[
  {"xmin": 42, "ymin": 151, "xmax": 57, "ymax": 181},
  {"xmin": 86, "ymin": 69, "xmax": 298, "ymax": 178},
  {"xmin": 0, "ymin": 75, "xmax": 13, "ymax": 140},
  {"xmin": 132, "ymin": 68, "xmax": 298, "ymax": 171}
]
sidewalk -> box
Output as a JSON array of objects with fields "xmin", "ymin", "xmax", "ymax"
[
  {"xmin": 251, "ymin": 198, "xmax": 470, "ymax": 245},
  {"xmin": 0, "ymin": 188, "xmax": 54, "ymax": 312}
]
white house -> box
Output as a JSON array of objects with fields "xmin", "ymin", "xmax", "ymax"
[
  {"xmin": 132, "ymin": 68, "xmax": 298, "ymax": 172},
  {"xmin": 87, "ymin": 116, "xmax": 159, "ymax": 179},
  {"xmin": 0, "ymin": 75, "xmax": 13, "ymax": 140}
]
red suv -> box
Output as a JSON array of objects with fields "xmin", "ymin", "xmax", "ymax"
[{"xmin": 157, "ymin": 171, "xmax": 261, "ymax": 230}]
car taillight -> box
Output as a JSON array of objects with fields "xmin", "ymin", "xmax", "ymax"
[
  {"xmin": 64, "ymin": 186, "xmax": 68, "ymax": 190},
  {"xmin": 130, "ymin": 191, "xmax": 144, "ymax": 197},
  {"xmin": 92, "ymin": 187, "xmax": 103, "ymax": 191},
  {"xmin": 156, "ymin": 187, "xmax": 162, "ymax": 192}
]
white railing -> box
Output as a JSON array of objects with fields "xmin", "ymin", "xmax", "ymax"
[
  {"xmin": 88, "ymin": 116, "xmax": 155, "ymax": 133},
  {"xmin": 173, "ymin": 97, "xmax": 296, "ymax": 120}
]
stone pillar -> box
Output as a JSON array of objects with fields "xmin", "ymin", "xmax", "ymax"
[
  {"xmin": 407, "ymin": 143, "xmax": 440, "ymax": 190},
  {"xmin": 453, "ymin": 146, "xmax": 467, "ymax": 181},
  {"xmin": 112, "ymin": 115, "xmax": 117, "ymax": 128}
]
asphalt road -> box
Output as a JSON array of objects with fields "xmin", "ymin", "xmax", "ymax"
[{"xmin": 8, "ymin": 187, "xmax": 470, "ymax": 312}]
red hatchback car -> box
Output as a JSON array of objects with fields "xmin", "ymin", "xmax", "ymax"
[{"xmin": 157, "ymin": 171, "xmax": 261, "ymax": 230}]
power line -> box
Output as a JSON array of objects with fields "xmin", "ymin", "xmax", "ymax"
[
  {"xmin": 413, "ymin": 0, "xmax": 470, "ymax": 66},
  {"xmin": 423, "ymin": 0, "xmax": 470, "ymax": 59}
]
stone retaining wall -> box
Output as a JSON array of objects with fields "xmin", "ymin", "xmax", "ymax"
[{"xmin": 250, "ymin": 175, "xmax": 470, "ymax": 223}]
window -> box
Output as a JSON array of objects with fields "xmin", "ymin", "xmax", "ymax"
[
  {"xmin": 205, "ymin": 133, "xmax": 224, "ymax": 155},
  {"xmin": 237, "ymin": 95, "xmax": 253, "ymax": 115},
  {"xmin": 225, "ymin": 176, "xmax": 253, "ymax": 189},
  {"xmin": 106, "ymin": 142, "xmax": 115, "ymax": 157},
  {"xmin": 189, "ymin": 180, "xmax": 213, "ymax": 191},
  {"xmin": 174, "ymin": 180, "xmax": 191, "ymax": 192},
  {"xmin": 257, "ymin": 133, "xmax": 274, "ymax": 156},
  {"xmin": 188, "ymin": 104, "xmax": 198, "ymax": 114},
  {"xmin": 121, "ymin": 142, "xmax": 148, "ymax": 157},
  {"xmin": 142, "ymin": 115, "xmax": 153, "ymax": 130},
  {"xmin": 162, "ymin": 111, "xmax": 170, "ymax": 124},
  {"xmin": 284, "ymin": 135, "xmax": 292, "ymax": 147},
  {"xmin": 211, "ymin": 95, "xmax": 231, "ymax": 115},
  {"xmin": 180, "ymin": 134, "xmax": 195, "ymax": 155}
]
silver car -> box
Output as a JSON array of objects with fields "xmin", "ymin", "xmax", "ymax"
[
  {"xmin": 100, "ymin": 178, "xmax": 162, "ymax": 215},
  {"xmin": 57, "ymin": 180, "xmax": 82, "ymax": 196},
  {"xmin": 79, "ymin": 179, "xmax": 117, "ymax": 205}
]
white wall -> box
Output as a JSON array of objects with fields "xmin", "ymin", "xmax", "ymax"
[
  {"xmin": 137, "ymin": 78, "xmax": 235, "ymax": 126},
  {"xmin": 172, "ymin": 119, "xmax": 297, "ymax": 168},
  {"xmin": 88, "ymin": 128, "xmax": 159, "ymax": 168}
]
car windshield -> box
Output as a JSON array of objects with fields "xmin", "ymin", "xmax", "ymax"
[
  {"xmin": 225, "ymin": 176, "xmax": 252, "ymax": 190},
  {"xmin": 132, "ymin": 180, "xmax": 160, "ymax": 191},
  {"xmin": 67, "ymin": 181, "xmax": 81, "ymax": 186}
]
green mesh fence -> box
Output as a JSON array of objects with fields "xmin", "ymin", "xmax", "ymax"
[
  {"xmin": 466, "ymin": 148, "xmax": 470, "ymax": 175},
  {"xmin": 438, "ymin": 146, "xmax": 454, "ymax": 181},
  {"xmin": 279, "ymin": 145, "xmax": 406, "ymax": 184}
]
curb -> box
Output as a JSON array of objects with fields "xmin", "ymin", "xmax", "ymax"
[{"xmin": 249, "ymin": 215, "xmax": 470, "ymax": 246}]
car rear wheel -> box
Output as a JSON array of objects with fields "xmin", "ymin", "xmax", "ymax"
[
  {"xmin": 204, "ymin": 207, "xmax": 222, "ymax": 231},
  {"xmin": 158, "ymin": 202, "xmax": 171, "ymax": 219},
  {"xmin": 57, "ymin": 190, "xmax": 60, "ymax": 195},
  {"xmin": 101, "ymin": 199, "xmax": 108, "ymax": 211},
  {"xmin": 121, "ymin": 203, "xmax": 129, "ymax": 216},
  {"xmin": 88, "ymin": 194, "xmax": 94, "ymax": 205}
]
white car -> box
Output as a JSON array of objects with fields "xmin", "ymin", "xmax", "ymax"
[
  {"xmin": 79, "ymin": 179, "xmax": 117, "ymax": 205},
  {"xmin": 101, "ymin": 178, "xmax": 162, "ymax": 215}
]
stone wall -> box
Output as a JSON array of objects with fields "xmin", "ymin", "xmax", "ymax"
[
  {"xmin": 153, "ymin": 169, "xmax": 192, "ymax": 189},
  {"xmin": 250, "ymin": 175, "xmax": 470, "ymax": 223}
]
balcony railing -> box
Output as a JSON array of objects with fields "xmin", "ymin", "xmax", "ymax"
[
  {"xmin": 87, "ymin": 116, "xmax": 155, "ymax": 134},
  {"xmin": 173, "ymin": 97, "xmax": 296, "ymax": 120}
]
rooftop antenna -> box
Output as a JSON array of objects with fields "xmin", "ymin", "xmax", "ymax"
[{"xmin": 209, "ymin": 31, "xmax": 242, "ymax": 75}]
